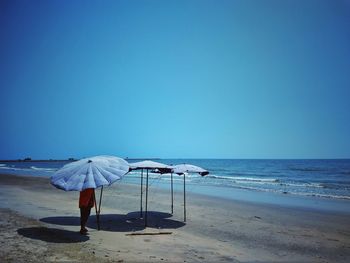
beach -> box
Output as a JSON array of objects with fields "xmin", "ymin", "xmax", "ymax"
[{"xmin": 0, "ymin": 173, "xmax": 350, "ymax": 263}]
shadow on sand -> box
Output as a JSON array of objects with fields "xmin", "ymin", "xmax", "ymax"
[
  {"xmin": 40, "ymin": 211, "xmax": 185, "ymax": 232},
  {"xmin": 17, "ymin": 227, "xmax": 89, "ymax": 243}
]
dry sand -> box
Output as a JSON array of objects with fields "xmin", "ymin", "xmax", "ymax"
[{"xmin": 0, "ymin": 173, "xmax": 349, "ymax": 262}]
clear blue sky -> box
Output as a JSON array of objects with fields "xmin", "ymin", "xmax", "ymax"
[{"xmin": 1, "ymin": 0, "xmax": 350, "ymax": 159}]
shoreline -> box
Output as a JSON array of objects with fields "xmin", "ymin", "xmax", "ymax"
[
  {"xmin": 1, "ymin": 173, "xmax": 350, "ymax": 262},
  {"xmin": 2, "ymin": 170, "xmax": 350, "ymax": 215},
  {"xmin": 2, "ymin": 159, "xmax": 350, "ymax": 207}
]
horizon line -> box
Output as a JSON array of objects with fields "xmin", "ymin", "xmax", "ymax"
[{"xmin": 1, "ymin": 157, "xmax": 349, "ymax": 162}]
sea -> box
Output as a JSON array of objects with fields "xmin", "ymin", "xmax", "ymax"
[{"xmin": 1, "ymin": 159, "xmax": 350, "ymax": 213}]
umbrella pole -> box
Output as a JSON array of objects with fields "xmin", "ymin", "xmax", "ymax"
[
  {"xmin": 171, "ymin": 172, "xmax": 174, "ymax": 214},
  {"xmin": 93, "ymin": 190, "xmax": 100, "ymax": 230},
  {"xmin": 98, "ymin": 186, "xmax": 103, "ymax": 216},
  {"xmin": 140, "ymin": 169, "xmax": 143, "ymax": 218},
  {"xmin": 184, "ymin": 173, "xmax": 186, "ymax": 222},
  {"xmin": 145, "ymin": 169, "xmax": 149, "ymax": 227}
]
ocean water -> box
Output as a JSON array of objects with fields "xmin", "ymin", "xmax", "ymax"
[{"xmin": 1, "ymin": 159, "xmax": 350, "ymax": 210}]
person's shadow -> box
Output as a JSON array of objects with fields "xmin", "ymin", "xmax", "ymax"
[
  {"xmin": 40, "ymin": 211, "xmax": 185, "ymax": 232},
  {"xmin": 17, "ymin": 227, "xmax": 89, "ymax": 243}
]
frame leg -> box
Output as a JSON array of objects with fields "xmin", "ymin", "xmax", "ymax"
[
  {"xmin": 171, "ymin": 173, "xmax": 174, "ymax": 214},
  {"xmin": 140, "ymin": 169, "xmax": 143, "ymax": 218},
  {"xmin": 145, "ymin": 169, "xmax": 149, "ymax": 227},
  {"xmin": 184, "ymin": 173, "xmax": 186, "ymax": 222}
]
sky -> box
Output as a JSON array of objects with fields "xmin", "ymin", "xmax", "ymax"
[{"xmin": 1, "ymin": 0, "xmax": 350, "ymax": 159}]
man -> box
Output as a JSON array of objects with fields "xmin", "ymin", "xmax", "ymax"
[{"xmin": 79, "ymin": 188, "xmax": 95, "ymax": 235}]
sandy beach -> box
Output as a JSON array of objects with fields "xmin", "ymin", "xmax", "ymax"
[{"xmin": 0, "ymin": 173, "xmax": 349, "ymax": 263}]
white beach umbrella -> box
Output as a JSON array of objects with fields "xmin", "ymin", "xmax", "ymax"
[
  {"xmin": 51, "ymin": 155, "xmax": 129, "ymax": 191},
  {"xmin": 170, "ymin": 164, "xmax": 209, "ymax": 222},
  {"xmin": 129, "ymin": 160, "xmax": 172, "ymax": 170},
  {"xmin": 172, "ymin": 164, "xmax": 209, "ymax": 176},
  {"xmin": 128, "ymin": 160, "xmax": 172, "ymax": 226},
  {"xmin": 51, "ymin": 155, "xmax": 129, "ymax": 229}
]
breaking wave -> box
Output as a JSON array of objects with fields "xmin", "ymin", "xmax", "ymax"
[
  {"xmin": 207, "ymin": 174, "xmax": 279, "ymax": 183},
  {"xmin": 30, "ymin": 166, "xmax": 57, "ymax": 171}
]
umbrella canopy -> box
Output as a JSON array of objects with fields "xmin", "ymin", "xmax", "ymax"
[
  {"xmin": 169, "ymin": 164, "xmax": 209, "ymax": 222},
  {"xmin": 129, "ymin": 160, "xmax": 172, "ymax": 171},
  {"xmin": 51, "ymin": 155, "xmax": 129, "ymax": 191},
  {"xmin": 172, "ymin": 164, "xmax": 209, "ymax": 176},
  {"xmin": 128, "ymin": 160, "xmax": 172, "ymax": 227}
]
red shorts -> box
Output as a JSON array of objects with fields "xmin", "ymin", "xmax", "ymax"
[{"xmin": 79, "ymin": 188, "xmax": 95, "ymax": 208}]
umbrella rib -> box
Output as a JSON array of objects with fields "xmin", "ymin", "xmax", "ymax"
[
  {"xmin": 54, "ymin": 162, "xmax": 87, "ymax": 181},
  {"xmin": 94, "ymin": 165, "xmax": 111, "ymax": 186},
  {"xmin": 84, "ymin": 164, "xmax": 97, "ymax": 189},
  {"xmin": 96, "ymin": 166, "xmax": 122, "ymax": 185}
]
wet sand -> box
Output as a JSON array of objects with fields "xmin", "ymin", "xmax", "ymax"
[{"xmin": 0, "ymin": 173, "xmax": 349, "ymax": 262}]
